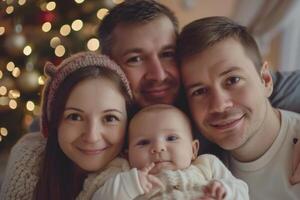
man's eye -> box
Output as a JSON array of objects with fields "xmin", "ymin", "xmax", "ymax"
[
  {"xmin": 191, "ymin": 87, "xmax": 208, "ymax": 96},
  {"xmin": 226, "ymin": 77, "xmax": 240, "ymax": 86},
  {"xmin": 66, "ymin": 113, "xmax": 82, "ymax": 121},
  {"xmin": 161, "ymin": 51, "xmax": 175, "ymax": 59},
  {"xmin": 166, "ymin": 135, "xmax": 178, "ymax": 141},
  {"xmin": 103, "ymin": 115, "xmax": 119, "ymax": 123},
  {"xmin": 137, "ymin": 139, "xmax": 150, "ymax": 146},
  {"xmin": 126, "ymin": 56, "xmax": 142, "ymax": 64}
]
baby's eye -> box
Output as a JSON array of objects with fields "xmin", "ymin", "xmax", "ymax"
[
  {"xmin": 103, "ymin": 115, "xmax": 119, "ymax": 123},
  {"xmin": 166, "ymin": 135, "xmax": 178, "ymax": 142},
  {"xmin": 66, "ymin": 113, "xmax": 82, "ymax": 121},
  {"xmin": 226, "ymin": 77, "xmax": 240, "ymax": 86},
  {"xmin": 137, "ymin": 139, "xmax": 150, "ymax": 146}
]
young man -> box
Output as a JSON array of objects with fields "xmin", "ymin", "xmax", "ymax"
[{"xmin": 178, "ymin": 16, "xmax": 300, "ymax": 199}]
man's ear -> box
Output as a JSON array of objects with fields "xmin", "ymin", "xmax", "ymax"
[
  {"xmin": 260, "ymin": 61, "xmax": 273, "ymax": 97},
  {"xmin": 192, "ymin": 139, "xmax": 200, "ymax": 160}
]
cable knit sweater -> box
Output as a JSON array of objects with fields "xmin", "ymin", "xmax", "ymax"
[
  {"xmin": 78, "ymin": 155, "xmax": 249, "ymax": 200},
  {"xmin": 0, "ymin": 132, "xmax": 46, "ymax": 200}
]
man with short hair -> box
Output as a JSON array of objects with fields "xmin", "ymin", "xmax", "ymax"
[{"xmin": 177, "ymin": 16, "xmax": 300, "ymax": 199}]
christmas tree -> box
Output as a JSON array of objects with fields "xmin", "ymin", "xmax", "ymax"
[{"xmin": 0, "ymin": 0, "xmax": 124, "ymax": 150}]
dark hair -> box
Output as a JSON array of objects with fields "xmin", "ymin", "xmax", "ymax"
[
  {"xmin": 35, "ymin": 66, "xmax": 132, "ymax": 200},
  {"xmin": 177, "ymin": 16, "xmax": 263, "ymax": 71},
  {"xmin": 98, "ymin": 0, "xmax": 178, "ymax": 55}
]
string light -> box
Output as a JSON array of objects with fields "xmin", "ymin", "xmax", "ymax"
[
  {"xmin": 6, "ymin": 62, "xmax": 15, "ymax": 72},
  {"xmin": 97, "ymin": 8, "xmax": 109, "ymax": 20},
  {"xmin": 0, "ymin": 127, "xmax": 8, "ymax": 136},
  {"xmin": 74, "ymin": 0, "xmax": 85, "ymax": 4},
  {"xmin": 0, "ymin": 97, "xmax": 9, "ymax": 106},
  {"xmin": 60, "ymin": 24, "xmax": 71, "ymax": 36},
  {"xmin": 71, "ymin": 19, "xmax": 83, "ymax": 31},
  {"xmin": 9, "ymin": 99, "xmax": 17, "ymax": 109},
  {"xmin": 18, "ymin": 0, "xmax": 26, "ymax": 6},
  {"xmin": 0, "ymin": 27, "xmax": 5, "ymax": 36},
  {"xmin": 6, "ymin": 6, "xmax": 14, "ymax": 14},
  {"xmin": 46, "ymin": 1, "xmax": 56, "ymax": 11},
  {"xmin": 42, "ymin": 22, "xmax": 52, "ymax": 32},
  {"xmin": 26, "ymin": 101, "xmax": 35, "ymax": 111},
  {"xmin": 38, "ymin": 75, "xmax": 46, "ymax": 85},
  {"xmin": 55, "ymin": 45, "xmax": 66, "ymax": 57},
  {"xmin": 12, "ymin": 67, "xmax": 21, "ymax": 77},
  {"xmin": 0, "ymin": 86, "xmax": 7, "ymax": 96},
  {"xmin": 50, "ymin": 37, "xmax": 61, "ymax": 48},
  {"xmin": 23, "ymin": 45, "xmax": 32, "ymax": 56},
  {"xmin": 112, "ymin": 0, "xmax": 124, "ymax": 4},
  {"xmin": 87, "ymin": 38, "xmax": 100, "ymax": 51},
  {"xmin": 8, "ymin": 90, "xmax": 20, "ymax": 99},
  {"xmin": 0, "ymin": 70, "xmax": 3, "ymax": 79}
]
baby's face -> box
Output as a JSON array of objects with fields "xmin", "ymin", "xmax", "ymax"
[{"xmin": 128, "ymin": 108, "xmax": 199, "ymax": 174}]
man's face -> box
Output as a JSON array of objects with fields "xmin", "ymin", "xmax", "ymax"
[
  {"xmin": 181, "ymin": 38, "xmax": 273, "ymax": 151},
  {"xmin": 110, "ymin": 16, "xmax": 180, "ymax": 107}
]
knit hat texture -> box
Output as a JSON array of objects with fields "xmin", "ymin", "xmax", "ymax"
[{"xmin": 41, "ymin": 51, "xmax": 132, "ymax": 137}]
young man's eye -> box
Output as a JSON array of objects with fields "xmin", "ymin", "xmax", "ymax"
[
  {"xmin": 136, "ymin": 139, "xmax": 150, "ymax": 146},
  {"xmin": 103, "ymin": 115, "xmax": 119, "ymax": 123},
  {"xmin": 161, "ymin": 50, "xmax": 175, "ymax": 59},
  {"xmin": 66, "ymin": 113, "xmax": 82, "ymax": 121},
  {"xmin": 191, "ymin": 87, "xmax": 208, "ymax": 97},
  {"xmin": 166, "ymin": 135, "xmax": 178, "ymax": 142},
  {"xmin": 226, "ymin": 77, "xmax": 240, "ymax": 86},
  {"xmin": 126, "ymin": 56, "xmax": 142, "ymax": 64}
]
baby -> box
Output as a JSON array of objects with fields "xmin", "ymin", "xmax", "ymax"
[{"xmin": 78, "ymin": 104, "xmax": 248, "ymax": 200}]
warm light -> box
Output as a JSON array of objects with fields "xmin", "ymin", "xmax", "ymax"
[
  {"xmin": 40, "ymin": 2, "xmax": 47, "ymax": 11},
  {"xmin": 0, "ymin": 97, "xmax": 9, "ymax": 106},
  {"xmin": 38, "ymin": 76, "xmax": 46, "ymax": 85},
  {"xmin": 12, "ymin": 67, "xmax": 21, "ymax": 77},
  {"xmin": 33, "ymin": 105, "xmax": 41, "ymax": 115},
  {"xmin": 18, "ymin": 0, "xmax": 26, "ymax": 6},
  {"xmin": 6, "ymin": 6, "xmax": 14, "ymax": 14},
  {"xmin": 74, "ymin": 0, "xmax": 85, "ymax": 4},
  {"xmin": 9, "ymin": 99, "xmax": 17, "ymax": 109},
  {"xmin": 87, "ymin": 38, "xmax": 100, "ymax": 51},
  {"xmin": 0, "ymin": 27, "xmax": 5, "ymax": 36},
  {"xmin": 55, "ymin": 45, "xmax": 66, "ymax": 57},
  {"xmin": 46, "ymin": 1, "xmax": 56, "ymax": 11},
  {"xmin": 60, "ymin": 24, "xmax": 71, "ymax": 36},
  {"xmin": 50, "ymin": 37, "xmax": 61, "ymax": 48},
  {"xmin": 6, "ymin": 61, "xmax": 15, "ymax": 71},
  {"xmin": 0, "ymin": 86, "xmax": 7, "ymax": 96},
  {"xmin": 0, "ymin": 127, "xmax": 8, "ymax": 136},
  {"xmin": 8, "ymin": 90, "xmax": 20, "ymax": 99},
  {"xmin": 97, "ymin": 8, "xmax": 109, "ymax": 20},
  {"xmin": 23, "ymin": 45, "xmax": 32, "ymax": 56},
  {"xmin": 42, "ymin": 22, "xmax": 52, "ymax": 32},
  {"xmin": 112, "ymin": 0, "xmax": 124, "ymax": 4},
  {"xmin": 0, "ymin": 70, "xmax": 2, "ymax": 79},
  {"xmin": 26, "ymin": 101, "xmax": 35, "ymax": 111},
  {"xmin": 71, "ymin": 19, "xmax": 83, "ymax": 31}
]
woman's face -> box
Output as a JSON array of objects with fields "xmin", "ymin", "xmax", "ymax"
[{"xmin": 58, "ymin": 77, "xmax": 127, "ymax": 172}]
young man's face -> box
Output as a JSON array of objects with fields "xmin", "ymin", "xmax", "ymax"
[
  {"xmin": 128, "ymin": 108, "xmax": 199, "ymax": 174},
  {"xmin": 109, "ymin": 16, "xmax": 180, "ymax": 108},
  {"xmin": 181, "ymin": 38, "xmax": 273, "ymax": 151}
]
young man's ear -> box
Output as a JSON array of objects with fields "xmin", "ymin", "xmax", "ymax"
[
  {"xmin": 260, "ymin": 61, "xmax": 273, "ymax": 97},
  {"xmin": 192, "ymin": 140, "xmax": 200, "ymax": 160}
]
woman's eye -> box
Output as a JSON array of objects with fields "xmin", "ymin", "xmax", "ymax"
[
  {"xmin": 137, "ymin": 139, "xmax": 150, "ymax": 146},
  {"xmin": 166, "ymin": 135, "xmax": 178, "ymax": 141},
  {"xmin": 191, "ymin": 87, "xmax": 208, "ymax": 97},
  {"xmin": 66, "ymin": 113, "xmax": 82, "ymax": 121},
  {"xmin": 104, "ymin": 115, "xmax": 119, "ymax": 123},
  {"xmin": 226, "ymin": 77, "xmax": 240, "ymax": 86}
]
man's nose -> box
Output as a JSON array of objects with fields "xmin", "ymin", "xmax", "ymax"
[
  {"xmin": 209, "ymin": 89, "xmax": 233, "ymax": 113},
  {"xmin": 145, "ymin": 56, "xmax": 167, "ymax": 81}
]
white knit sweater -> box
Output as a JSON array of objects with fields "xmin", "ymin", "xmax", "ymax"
[{"xmin": 0, "ymin": 132, "xmax": 46, "ymax": 200}]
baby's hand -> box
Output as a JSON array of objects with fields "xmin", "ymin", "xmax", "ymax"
[
  {"xmin": 199, "ymin": 180, "xmax": 226, "ymax": 200},
  {"xmin": 291, "ymin": 138, "xmax": 300, "ymax": 185},
  {"xmin": 138, "ymin": 163, "xmax": 164, "ymax": 194}
]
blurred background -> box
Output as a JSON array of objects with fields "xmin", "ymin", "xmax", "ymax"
[{"xmin": 1, "ymin": 0, "xmax": 300, "ymax": 185}]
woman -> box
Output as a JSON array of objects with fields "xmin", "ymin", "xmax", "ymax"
[{"xmin": 0, "ymin": 52, "xmax": 133, "ymax": 199}]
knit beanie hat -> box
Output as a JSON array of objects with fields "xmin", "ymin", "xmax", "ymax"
[{"xmin": 41, "ymin": 51, "xmax": 132, "ymax": 137}]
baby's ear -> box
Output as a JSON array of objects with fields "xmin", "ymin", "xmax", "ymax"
[{"xmin": 192, "ymin": 139, "xmax": 200, "ymax": 160}]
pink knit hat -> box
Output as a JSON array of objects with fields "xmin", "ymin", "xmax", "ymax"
[{"xmin": 41, "ymin": 51, "xmax": 132, "ymax": 137}]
